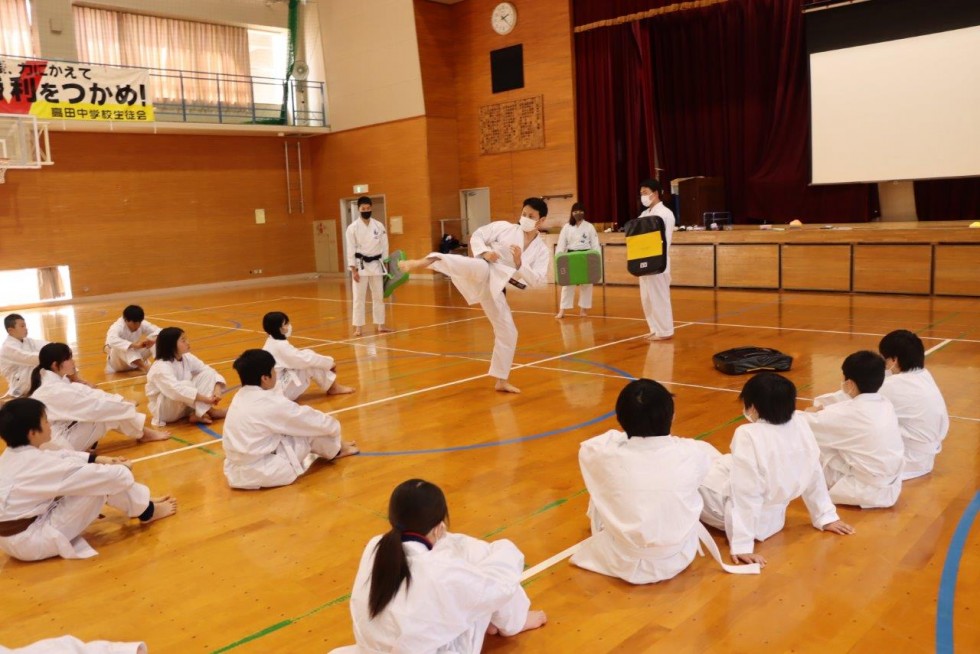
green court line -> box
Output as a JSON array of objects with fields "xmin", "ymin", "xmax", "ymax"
[
  {"xmin": 211, "ymin": 594, "xmax": 350, "ymax": 653},
  {"xmin": 168, "ymin": 435, "xmax": 220, "ymax": 458},
  {"xmin": 917, "ymin": 312, "xmax": 961, "ymax": 334},
  {"xmin": 482, "ymin": 487, "xmax": 587, "ymax": 539},
  {"xmin": 694, "ymin": 414, "xmax": 745, "ymax": 440}
]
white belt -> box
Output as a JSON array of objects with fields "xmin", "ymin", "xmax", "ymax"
[{"xmin": 695, "ymin": 523, "xmax": 761, "ymax": 575}]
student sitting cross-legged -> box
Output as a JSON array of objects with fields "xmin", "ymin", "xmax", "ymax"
[
  {"xmin": 261, "ymin": 311, "xmax": 354, "ymax": 400},
  {"xmin": 0, "ymin": 398, "xmax": 176, "ymax": 562},
  {"xmin": 104, "ymin": 304, "xmax": 161, "ymax": 373},
  {"xmin": 699, "ymin": 372, "xmax": 855, "ymax": 567},
  {"xmin": 145, "ymin": 327, "xmax": 226, "ymax": 427},
  {"xmin": 805, "ymin": 351, "xmax": 905, "ymax": 508},
  {"xmin": 571, "ymin": 378, "xmax": 760, "ymax": 582},
  {"xmin": 222, "ymin": 349, "xmax": 358, "ymax": 490}
]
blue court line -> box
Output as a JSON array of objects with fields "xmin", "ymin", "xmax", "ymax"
[
  {"xmin": 936, "ymin": 490, "xmax": 980, "ymax": 654},
  {"xmin": 194, "ymin": 423, "xmax": 223, "ymax": 440}
]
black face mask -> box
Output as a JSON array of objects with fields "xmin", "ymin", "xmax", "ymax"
[{"xmin": 360, "ymin": 210, "xmax": 372, "ymax": 219}]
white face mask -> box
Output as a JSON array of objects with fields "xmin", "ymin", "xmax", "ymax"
[
  {"xmin": 743, "ymin": 409, "xmax": 755, "ymax": 423},
  {"xmin": 519, "ymin": 216, "xmax": 538, "ymax": 232},
  {"xmin": 640, "ymin": 194, "xmax": 654, "ymax": 208},
  {"xmin": 283, "ymin": 324, "xmax": 293, "ymax": 338},
  {"xmin": 841, "ymin": 380, "xmax": 854, "ymax": 397}
]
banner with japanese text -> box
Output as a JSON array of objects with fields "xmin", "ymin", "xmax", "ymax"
[{"xmin": 0, "ymin": 57, "xmax": 154, "ymax": 122}]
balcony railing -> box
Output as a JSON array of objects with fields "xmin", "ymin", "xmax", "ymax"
[{"xmin": 3, "ymin": 54, "xmax": 328, "ymax": 128}]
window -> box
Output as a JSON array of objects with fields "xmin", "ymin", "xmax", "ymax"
[
  {"xmin": 0, "ymin": 0, "xmax": 35, "ymax": 57},
  {"xmin": 248, "ymin": 29, "xmax": 288, "ymax": 106}
]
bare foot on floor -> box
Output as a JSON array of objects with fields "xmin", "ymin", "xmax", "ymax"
[
  {"xmin": 189, "ymin": 413, "xmax": 212, "ymax": 425},
  {"xmin": 377, "ymin": 326, "xmax": 393, "ymax": 334},
  {"xmin": 521, "ymin": 610, "xmax": 547, "ymax": 632},
  {"xmin": 353, "ymin": 328, "xmax": 363, "ymax": 337},
  {"xmin": 555, "ymin": 311, "xmax": 565, "ymax": 320},
  {"xmin": 142, "ymin": 496, "xmax": 177, "ymax": 523},
  {"xmin": 486, "ymin": 624, "xmax": 500, "ymax": 636},
  {"xmin": 332, "ymin": 440, "xmax": 360, "ymax": 460},
  {"xmin": 644, "ymin": 333, "xmax": 673, "ymax": 341},
  {"xmin": 207, "ymin": 407, "xmax": 227, "ymax": 420},
  {"xmin": 494, "ymin": 380, "xmax": 521, "ymax": 394},
  {"xmin": 139, "ymin": 428, "xmax": 171, "ymax": 443},
  {"xmin": 579, "ymin": 308, "xmax": 589, "ymax": 316},
  {"xmin": 327, "ymin": 382, "xmax": 356, "ymax": 395}
]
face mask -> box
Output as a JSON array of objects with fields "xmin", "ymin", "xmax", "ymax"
[
  {"xmin": 283, "ymin": 324, "xmax": 292, "ymax": 338},
  {"xmin": 841, "ymin": 381, "xmax": 854, "ymax": 397},
  {"xmin": 640, "ymin": 194, "xmax": 654, "ymax": 208},
  {"xmin": 883, "ymin": 368, "xmax": 892, "ymax": 378},
  {"xmin": 743, "ymin": 409, "xmax": 755, "ymax": 423},
  {"xmin": 360, "ymin": 210, "xmax": 372, "ymax": 219},
  {"xmin": 519, "ymin": 216, "xmax": 538, "ymax": 232}
]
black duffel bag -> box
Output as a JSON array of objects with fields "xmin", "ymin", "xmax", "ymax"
[{"xmin": 713, "ymin": 346, "xmax": 793, "ymax": 375}]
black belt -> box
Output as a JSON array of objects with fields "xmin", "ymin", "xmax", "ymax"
[
  {"xmin": 354, "ymin": 253, "xmax": 382, "ymax": 270},
  {"xmin": 0, "ymin": 515, "xmax": 37, "ymax": 537}
]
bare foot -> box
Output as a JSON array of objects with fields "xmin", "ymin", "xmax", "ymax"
[
  {"xmin": 494, "ymin": 380, "xmax": 521, "ymax": 394},
  {"xmin": 521, "ymin": 610, "xmax": 547, "ymax": 632},
  {"xmin": 327, "ymin": 382, "xmax": 356, "ymax": 395},
  {"xmin": 399, "ymin": 258, "xmax": 432, "ymax": 273},
  {"xmin": 332, "ymin": 440, "xmax": 360, "ymax": 460},
  {"xmin": 555, "ymin": 311, "xmax": 565, "ymax": 320},
  {"xmin": 135, "ymin": 360, "xmax": 149, "ymax": 372},
  {"xmin": 579, "ymin": 308, "xmax": 589, "ymax": 316},
  {"xmin": 207, "ymin": 407, "xmax": 228, "ymax": 420},
  {"xmin": 138, "ymin": 428, "xmax": 171, "ymax": 443},
  {"xmin": 141, "ymin": 496, "xmax": 177, "ymax": 523},
  {"xmin": 644, "ymin": 333, "xmax": 673, "ymax": 341},
  {"xmin": 353, "ymin": 328, "xmax": 363, "ymax": 337},
  {"xmin": 486, "ymin": 624, "xmax": 500, "ymax": 636},
  {"xmin": 189, "ymin": 412, "xmax": 213, "ymax": 425},
  {"xmin": 377, "ymin": 326, "xmax": 393, "ymax": 334}
]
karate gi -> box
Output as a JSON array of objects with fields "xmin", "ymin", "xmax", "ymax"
[
  {"xmin": 262, "ymin": 336, "xmax": 337, "ymax": 401},
  {"xmin": 804, "ymin": 393, "xmax": 904, "ymax": 508},
  {"xmin": 699, "ymin": 413, "xmax": 841, "ymax": 555},
  {"xmin": 0, "ymin": 446, "xmax": 150, "ymax": 561},
  {"xmin": 346, "ymin": 217, "xmax": 389, "ymax": 328},
  {"xmin": 427, "ymin": 221, "xmax": 550, "ymax": 379},
  {"xmin": 0, "ymin": 335, "xmax": 46, "ymax": 399},
  {"xmin": 572, "ymin": 430, "xmax": 757, "ymax": 582},
  {"xmin": 222, "ymin": 385, "xmax": 342, "ymax": 489},
  {"xmin": 104, "ymin": 317, "xmax": 161, "ymax": 372},
  {"xmin": 145, "ymin": 354, "xmax": 225, "ymax": 426},
  {"xmin": 637, "ymin": 201, "xmax": 675, "ymax": 338},
  {"xmin": 556, "ymin": 220, "xmax": 600, "ymax": 310},
  {"xmin": 0, "ymin": 636, "xmax": 146, "ymax": 653},
  {"xmin": 879, "ymin": 369, "xmax": 949, "ymax": 480},
  {"xmin": 31, "ymin": 369, "xmax": 146, "ymax": 451},
  {"xmin": 345, "ymin": 532, "xmax": 531, "ymax": 654}
]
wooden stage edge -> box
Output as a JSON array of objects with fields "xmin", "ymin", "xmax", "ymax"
[{"xmin": 594, "ymin": 220, "xmax": 980, "ymax": 296}]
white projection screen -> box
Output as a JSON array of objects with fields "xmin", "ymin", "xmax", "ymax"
[{"xmin": 806, "ymin": 0, "xmax": 980, "ymax": 184}]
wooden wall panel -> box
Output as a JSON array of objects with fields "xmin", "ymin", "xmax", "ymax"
[
  {"xmin": 717, "ymin": 244, "xmax": 780, "ymax": 288},
  {"xmin": 782, "ymin": 244, "xmax": 852, "ymax": 291},
  {"xmin": 414, "ymin": 1, "xmax": 457, "ymax": 120},
  {"xmin": 934, "ymin": 244, "xmax": 980, "ymax": 296},
  {"xmin": 601, "ymin": 245, "xmax": 639, "ymax": 286},
  {"xmin": 0, "ymin": 131, "xmax": 315, "ymax": 297},
  {"xmin": 853, "ymin": 244, "xmax": 932, "ymax": 294},
  {"xmin": 672, "ymin": 244, "xmax": 715, "ymax": 287},
  {"xmin": 450, "ymin": 0, "xmax": 577, "ymax": 219}
]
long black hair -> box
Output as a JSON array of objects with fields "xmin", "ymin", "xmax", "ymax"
[
  {"xmin": 155, "ymin": 327, "xmax": 185, "ymax": 361},
  {"xmin": 262, "ymin": 312, "xmax": 289, "ymax": 340},
  {"xmin": 29, "ymin": 342, "xmax": 73, "ymax": 395},
  {"xmin": 368, "ymin": 479, "xmax": 449, "ymax": 618}
]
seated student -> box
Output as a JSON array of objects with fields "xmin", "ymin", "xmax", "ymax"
[
  {"xmin": 398, "ymin": 198, "xmax": 552, "ymax": 394},
  {"xmin": 804, "ymin": 351, "xmax": 905, "ymax": 509},
  {"xmin": 700, "ymin": 372, "xmax": 854, "ymax": 567},
  {"xmin": 104, "ymin": 305, "xmax": 161, "ymax": 373},
  {"xmin": 878, "ymin": 329, "xmax": 949, "ymax": 480},
  {"xmin": 0, "ymin": 398, "xmax": 176, "ymax": 562},
  {"xmin": 28, "ymin": 343, "xmax": 169, "ymax": 451},
  {"xmin": 346, "ymin": 479, "xmax": 546, "ymax": 653},
  {"xmin": 1, "ymin": 636, "xmax": 147, "ymax": 653},
  {"xmin": 260, "ymin": 311, "xmax": 354, "ymax": 400},
  {"xmin": 145, "ymin": 327, "xmax": 226, "ymax": 427},
  {"xmin": 222, "ymin": 349, "xmax": 358, "ymax": 489},
  {"xmin": 571, "ymin": 379, "xmax": 759, "ymax": 582},
  {"xmin": 1, "ymin": 313, "xmax": 47, "ymax": 399}
]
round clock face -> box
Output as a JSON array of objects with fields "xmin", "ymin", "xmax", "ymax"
[{"xmin": 491, "ymin": 2, "xmax": 517, "ymax": 35}]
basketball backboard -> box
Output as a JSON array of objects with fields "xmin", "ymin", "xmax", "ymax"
[{"xmin": 0, "ymin": 113, "xmax": 54, "ymax": 183}]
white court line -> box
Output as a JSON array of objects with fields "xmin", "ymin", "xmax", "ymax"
[
  {"xmin": 132, "ymin": 440, "xmax": 222, "ymax": 463},
  {"xmin": 925, "ymin": 339, "xmax": 953, "ymax": 355},
  {"xmin": 685, "ymin": 320, "xmax": 977, "ymax": 344},
  {"xmin": 950, "ymin": 415, "xmax": 980, "ymax": 423},
  {"xmin": 521, "ymin": 542, "xmax": 582, "ymax": 582}
]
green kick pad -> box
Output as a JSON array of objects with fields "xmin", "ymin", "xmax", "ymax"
[
  {"xmin": 555, "ymin": 250, "xmax": 602, "ymax": 286},
  {"xmin": 383, "ymin": 250, "xmax": 410, "ymax": 298}
]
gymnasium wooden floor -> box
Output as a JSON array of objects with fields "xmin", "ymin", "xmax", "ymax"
[{"xmin": 1, "ymin": 277, "xmax": 977, "ymax": 653}]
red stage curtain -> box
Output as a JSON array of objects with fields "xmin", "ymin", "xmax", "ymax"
[{"xmin": 914, "ymin": 178, "xmax": 980, "ymax": 221}]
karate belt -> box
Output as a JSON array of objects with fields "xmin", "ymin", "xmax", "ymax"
[
  {"xmin": 354, "ymin": 252, "xmax": 383, "ymax": 270},
  {"xmin": 695, "ymin": 523, "xmax": 761, "ymax": 575},
  {"xmin": 0, "ymin": 515, "xmax": 38, "ymax": 537}
]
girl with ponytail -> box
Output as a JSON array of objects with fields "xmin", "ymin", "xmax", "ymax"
[
  {"xmin": 346, "ymin": 479, "xmax": 546, "ymax": 652},
  {"xmin": 29, "ymin": 343, "xmax": 170, "ymax": 451}
]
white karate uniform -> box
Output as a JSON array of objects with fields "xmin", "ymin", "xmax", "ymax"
[
  {"xmin": 427, "ymin": 221, "xmax": 550, "ymax": 379},
  {"xmin": 145, "ymin": 354, "xmax": 225, "ymax": 427},
  {"xmin": 556, "ymin": 219, "xmax": 600, "ymax": 310},
  {"xmin": 222, "ymin": 385, "xmax": 342, "ymax": 489},
  {"xmin": 262, "ymin": 335, "xmax": 337, "ymax": 401},
  {"xmin": 346, "ymin": 217, "xmax": 389, "ymax": 327},
  {"xmin": 30, "ymin": 369, "xmax": 146, "ymax": 451},
  {"xmin": 104, "ymin": 317, "xmax": 161, "ymax": 372},
  {"xmin": 804, "ymin": 393, "xmax": 905, "ymax": 508},
  {"xmin": 571, "ymin": 430, "xmax": 759, "ymax": 583},
  {"xmin": 699, "ymin": 413, "xmax": 841, "ymax": 555},
  {"xmin": 0, "ymin": 446, "xmax": 150, "ymax": 561},
  {"xmin": 637, "ymin": 201, "xmax": 676, "ymax": 338},
  {"xmin": 345, "ymin": 532, "xmax": 531, "ymax": 654},
  {"xmin": 0, "ymin": 636, "xmax": 146, "ymax": 653},
  {"xmin": 879, "ymin": 369, "xmax": 949, "ymax": 480},
  {"xmin": 0, "ymin": 335, "xmax": 46, "ymax": 399}
]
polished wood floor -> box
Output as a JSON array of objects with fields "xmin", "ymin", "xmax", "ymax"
[{"xmin": 1, "ymin": 278, "xmax": 978, "ymax": 653}]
